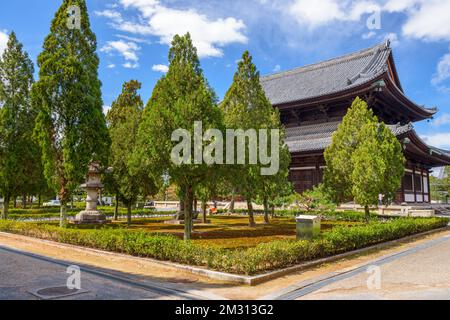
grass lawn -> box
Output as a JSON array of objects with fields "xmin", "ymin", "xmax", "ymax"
[{"xmin": 95, "ymin": 215, "xmax": 360, "ymax": 249}]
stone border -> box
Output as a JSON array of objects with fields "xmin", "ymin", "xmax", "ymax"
[{"xmin": 1, "ymin": 227, "xmax": 449, "ymax": 286}]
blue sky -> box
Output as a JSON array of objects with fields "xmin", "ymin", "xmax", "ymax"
[{"xmin": 1, "ymin": 0, "xmax": 450, "ymax": 150}]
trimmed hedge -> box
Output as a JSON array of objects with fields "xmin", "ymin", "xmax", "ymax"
[
  {"xmin": 219, "ymin": 209, "xmax": 379, "ymax": 222},
  {"xmin": 0, "ymin": 217, "xmax": 447, "ymax": 275},
  {"xmin": 7, "ymin": 208, "xmax": 174, "ymax": 221}
]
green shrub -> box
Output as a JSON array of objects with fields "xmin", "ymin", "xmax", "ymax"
[
  {"xmin": 0, "ymin": 217, "xmax": 447, "ymax": 275},
  {"xmin": 7, "ymin": 207, "xmax": 176, "ymax": 220}
]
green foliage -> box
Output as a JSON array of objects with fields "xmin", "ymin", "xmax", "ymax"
[
  {"xmin": 222, "ymin": 51, "xmax": 291, "ymax": 225},
  {"xmin": 134, "ymin": 33, "xmax": 222, "ymax": 240},
  {"xmin": 430, "ymin": 166, "xmax": 449, "ymax": 203},
  {"xmin": 324, "ymin": 97, "xmax": 377, "ymax": 203},
  {"xmin": 324, "ymin": 97, "xmax": 405, "ymax": 220},
  {"xmin": 32, "ymin": 0, "xmax": 110, "ymax": 226},
  {"xmin": 291, "ymin": 185, "xmax": 336, "ymax": 213},
  {"xmin": 0, "ymin": 217, "xmax": 446, "ymax": 275},
  {"xmin": 351, "ymin": 121, "xmax": 405, "ymax": 209},
  {"xmin": 0, "ymin": 32, "xmax": 42, "ymax": 219},
  {"xmin": 107, "ymin": 80, "xmax": 160, "ymax": 225}
]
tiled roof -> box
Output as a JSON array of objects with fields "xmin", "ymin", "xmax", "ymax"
[
  {"xmin": 261, "ymin": 42, "xmax": 392, "ymax": 105},
  {"xmin": 286, "ymin": 122, "xmax": 414, "ymax": 153}
]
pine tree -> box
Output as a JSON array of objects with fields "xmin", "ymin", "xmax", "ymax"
[
  {"xmin": 351, "ymin": 121, "xmax": 404, "ymax": 220},
  {"xmin": 32, "ymin": 0, "xmax": 110, "ymax": 227},
  {"xmin": 0, "ymin": 32, "xmax": 35, "ymax": 219},
  {"xmin": 107, "ymin": 80, "xmax": 159, "ymax": 226},
  {"xmin": 323, "ymin": 97, "xmax": 377, "ymax": 204},
  {"xmin": 222, "ymin": 51, "xmax": 290, "ymax": 226},
  {"xmin": 135, "ymin": 33, "xmax": 222, "ymax": 240},
  {"xmin": 324, "ymin": 97, "xmax": 405, "ymax": 221}
]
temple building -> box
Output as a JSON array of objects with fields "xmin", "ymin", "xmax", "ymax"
[{"xmin": 261, "ymin": 41, "xmax": 450, "ymax": 204}]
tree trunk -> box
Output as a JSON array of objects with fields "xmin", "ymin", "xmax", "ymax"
[
  {"xmin": 184, "ymin": 186, "xmax": 194, "ymax": 241},
  {"xmin": 60, "ymin": 203, "xmax": 67, "ymax": 228},
  {"xmin": 114, "ymin": 194, "xmax": 119, "ymax": 221},
  {"xmin": 38, "ymin": 194, "xmax": 41, "ymax": 208},
  {"xmin": 230, "ymin": 192, "xmax": 235, "ymax": 213},
  {"xmin": 263, "ymin": 196, "xmax": 270, "ymax": 224},
  {"xmin": 194, "ymin": 198, "xmax": 198, "ymax": 217},
  {"xmin": 127, "ymin": 203, "xmax": 132, "ymax": 226},
  {"xmin": 13, "ymin": 197, "xmax": 17, "ymax": 208},
  {"xmin": 271, "ymin": 205, "xmax": 276, "ymax": 218},
  {"xmin": 202, "ymin": 199, "xmax": 208, "ymax": 224},
  {"xmin": 364, "ymin": 205, "xmax": 370, "ymax": 223},
  {"xmin": 176, "ymin": 200, "xmax": 185, "ymax": 220},
  {"xmin": 59, "ymin": 181, "xmax": 69, "ymax": 227},
  {"xmin": 2, "ymin": 194, "xmax": 10, "ymax": 220},
  {"xmin": 22, "ymin": 194, "xmax": 27, "ymax": 209},
  {"xmin": 247, "ymin": 199, "xmax": 256, "ymax": 227}
]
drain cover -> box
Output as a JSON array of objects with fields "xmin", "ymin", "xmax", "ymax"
[{"xmin": 29, "ymin": 286, "xmax": 89, "ymax": 300}]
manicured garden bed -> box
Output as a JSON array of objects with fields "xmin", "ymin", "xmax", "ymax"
[
  {"xmin": 6, "ymin": 206, "xmax": 172, "ymax": 221},
  {"xmin": 0, "ymin": 216, "xmax": 447, "ymax": 275}
]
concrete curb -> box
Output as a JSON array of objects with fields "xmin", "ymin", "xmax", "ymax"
[{"xmin": 1, "ymin": 227, "xmax": 449, "ymax": 286}]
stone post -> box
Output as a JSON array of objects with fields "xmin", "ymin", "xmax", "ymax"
[
  {"xmin": 296, "ymin": 215, "xmax": 321, "ymax": 240},
  {"xmin": 75, "ymin": 162, "xmax": 106, "ymax": 224}
]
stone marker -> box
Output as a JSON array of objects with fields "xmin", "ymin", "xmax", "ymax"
[
  {"xmin": 296, "ymin": 215, "xmax": 321, "ymax": 240},
  {"xmin": 75, "ymin": 162, "xmax": 106, "ymax": 224}
]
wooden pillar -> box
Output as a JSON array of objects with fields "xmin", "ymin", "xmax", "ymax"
[
  {"xmin": 315, "ymin": 160, "xmax": 320, "ymax": 187},
  {"xmin": 413, "ymin": 167, "xmax": 417, "ymax": 203},
  {"xmin": 427, "ymin": 170, "xmax": 431, "ymax": 203},
  {"xmin": 401, "ymin": 175, "xmax": 405, "ymax": 204},
  {"xmin": 421, "ymin": 168, "xmax": 425, "ymax": 203}
]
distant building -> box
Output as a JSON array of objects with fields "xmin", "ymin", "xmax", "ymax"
[{"xmin": 261, "ymin": 41, "xmax": 450, "ymax": 204}]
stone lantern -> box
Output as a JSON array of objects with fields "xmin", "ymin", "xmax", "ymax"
[{"xmin": 75, "ymin": 161, "xmax": 106, "ymax": 224}]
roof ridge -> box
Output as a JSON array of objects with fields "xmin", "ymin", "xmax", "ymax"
[{"xmin": 261, "ymin": 42, "xmax": 389, "ymax": 82}]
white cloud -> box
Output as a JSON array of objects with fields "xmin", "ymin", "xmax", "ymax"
[
  {"xmin": 421, "ymin": 132, "xmax": 450, "ymax": 149},
  {"xmin": 97, "ymin": 0, "xmax": 248, "ymax": 58},
  {"xmin": 0, "ymin": 30, "xmax": 8, "ymax": 56},
  {"xmin": 107, "ymin": 63, "xmax": 116, "ymax": 69},
  {"xmin": 362, "ymin": 31, "xmax": 377, "ymax": 39},
  {"xmin": 431, "ymin": 114, "xmax": 450, "ymax": 126},
  {"xmin": 103, "ymin": 105, "xmax": 111, "ymax": 115},
  {"xmin": 400, "ymin": 0, "xmax": 450, "ymax": 41},
  {"xmin": 95, "ymin": 9, "xmax": 122, "ymax": 20},
  {"xmin": 283, "ymin": 0, "xmax": 450, "ymax": 43},
  {"xmin": 273, "ymin": 64, "xmax": 281, "ymax": 72},
  {"xmin": 287, "ymin": 0, "xmax": 380, "ymax": 28},
  {"xmin": 432, "ymin": 53, "xmax": 450, "ymax": 86},
  {"xmin": 152, "ymin": 64, "xmax": 169, "ymax": 73},
  {"xmin": 101, "ymin": 40, "xmax": 140, "ymax": 62},
  {"xmin": 288, "ymin": 0, "xmax": 345, "ymax": 27},
  {"xmin": 100, "ymin": 40, "xmax": 140, "ymax": 68},
  {"xmin": 123, "ymin": 62, "xmax": 139, "ymax": 69}
]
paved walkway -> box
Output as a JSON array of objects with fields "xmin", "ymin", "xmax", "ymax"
[
  {"xmin": 266, "ymin": 233, "xmax": 450, "ymax": 300},
  {"xmin": 0, "ymin": 246, "xmax": 204, "ymax": 300},
  {"xmin": 1, "ymin": 230, "xmax": 450, "ymax": 300}
]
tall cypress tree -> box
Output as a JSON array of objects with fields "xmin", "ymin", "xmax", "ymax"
[
  {"xmin": 324, "ymin": 97, "xmax": 404, "ymax": 221},
  {"xmin": 0, "ymin": 32, "xmax": 35, "ymax": 219},
  {"xmin": 32, "ymin": 0, "xmax": 110, "ymax": 226},
  {"xmin": 107, "ymin": 80, "xmax": 159, "ymax": 226},
  {"xmin": 323, "ymin": 97, "xmax": 376, "ymax": 204},
  {"xmin": 135, "ymin": 33, "xmax": 222, "ymax": 240},
  {"xmin": 222, "ymin": 51, "xmax": 289, "ymax": 226}
]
